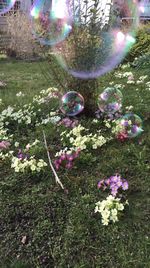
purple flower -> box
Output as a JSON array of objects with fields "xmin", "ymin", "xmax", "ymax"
[
  {"xmin": 122, "ymin": 181, "xmax": 129, "ymax": 190},
  {"xmin": 111, "ymin": 188, "xmax": 118, "ymax": 196},
  {"xmin": 97, "ymin": 174, "xmax": 129, "ymax": 196},
  {"xmin": 116, "ymin": 178, "xmax": 122, "ymax": 188},
  {"xmin": 17, "ymin": 149, "xmax": 29, "ymax": 160},
  {"xmin": 59, "ymin": 117, "xmax": 78, "ymax": 128},
  {"xmin": 110, "ymin": 175, "xmax": 119, "ymax": 183},
  {"xmin": 105, "ymin": 179, "xmax": 110, "ymax": 185},
  {"xmin": 98, "ymin": 180, "xmax": 104, "ymax": 189},
  {"xmin": 122, "ymin": 120, "xmax": 129, "ymax": 127}
]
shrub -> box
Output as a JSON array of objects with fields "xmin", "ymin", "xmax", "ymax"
[
  {"xmin": 131, "ymin": 51, "xmax": 150, "ymax": 69},
  {"xmin": 125, "ymin": 23, "xmax": 150, "ymax": 62},
  {"xmin": 5, "ymin": 11, "xmax": 40, "ymax": 59}
]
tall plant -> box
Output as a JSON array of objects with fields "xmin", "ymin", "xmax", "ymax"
[{"xmin": 45, "ymin": 0, "xmax": 114, "ymax": 116}]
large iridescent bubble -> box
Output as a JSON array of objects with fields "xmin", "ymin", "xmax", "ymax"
[
  {"xmin": 118, "ymin": 113, "xmax": 143, "ymax": 138},
  {"xmin": 53, "ymin": 0, "xmax": 139, "ymax": 79},
  {"xmin": 60, "ymin": 91, "xmax": 84, "ymax": 116},
  {"xmin": 30, "ymin": 0, "xmax": 72, "ymax": 46},
  {"xmin": 98, "ymin": 87, "xmax": 123, "ymax": 113},
  {"xmin": 0, "ymin": 0, "xmax": 16, "ymax": 15}
]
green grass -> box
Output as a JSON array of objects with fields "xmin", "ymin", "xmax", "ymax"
[{"xmin": 0, "ymin": 60, "xmax": 150, "ymax": 268}]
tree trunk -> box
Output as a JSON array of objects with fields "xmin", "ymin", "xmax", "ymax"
[{"xmin": 68, "ymin": 78, "xmax": 98, "ymax": 117}]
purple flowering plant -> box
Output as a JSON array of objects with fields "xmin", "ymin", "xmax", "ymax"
[
  {"xmin": 58, "ymin": 117, "xmax": 79, "ymax": 128},
  {"xmin": 17, "ymin": 149, "xmax": 29, "ymax": 160},
  {"xmin": 97, "ymin": 174, "xmax": 129, "ymax": 197},
  {"xmin": 95, "ymin": 109, "xmax": 122, "ymax": 121}
]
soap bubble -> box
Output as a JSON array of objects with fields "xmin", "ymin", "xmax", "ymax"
[
  {"xmin": 98, "ymin": 87, "xmax": 123, "ymax": 113},
  {"xmin": 118, "ymin": 113, "xmax": 143, "ymax": 138},
  {"xmin": 53, "ymin": 0, "xmax": 139, "ymax": 79},
  {"xmin": 30, "ymin": 0, "xmax": 72, "ymax": 46},
  {"xmin": 0, "ymin": 0, "xmax": 16, "ymax": 15},
  {"xmin": 60, "ymin": 91, "xmax": 84, "ymax": 116}
]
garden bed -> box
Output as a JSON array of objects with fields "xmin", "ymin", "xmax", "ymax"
[{"xmin": 0, "ymin": 60, "xmax": 149, "ymax": 268}]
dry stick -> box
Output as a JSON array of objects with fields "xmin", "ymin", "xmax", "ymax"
[{"xmin": 43, "ymin": 130, "xmax": 64, "ymax": 190}]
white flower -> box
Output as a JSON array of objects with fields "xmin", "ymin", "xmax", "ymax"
[
  {"xmin": 117, "ymin": 203, "xmax": 124, "ymax": 211},
  {"xmin": 95, "ymin": 195, "xmax": 126, "ymax": 226},
  {"xmin": 14, "ymin": 142, "xmax": 19, "ymax": 147},
  {"xmin": 16, "ymin": 91, "xmax": 25, "ymax": 97}
]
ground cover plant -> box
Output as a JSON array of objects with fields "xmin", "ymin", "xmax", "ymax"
[{"xmin": 0, "ymin": 59, "xmax": 150, "ymax": 268}]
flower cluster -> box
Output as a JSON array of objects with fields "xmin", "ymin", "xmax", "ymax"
[
  {"xmin": 0, "ymin": 86, "xmax": 62, "ymax": 130},
  {"xmin": 0, "ymin": 138, "xmax": 47, "ymax": 174},
  {"xmin": 115, "ymin": 71, "xmax": 134, "ymax": 79},
  {"xmin": 33, "ymin": 87, "xmax": 61, "ymax": 105},
  {"xmin": 11, "ymin": 155, "xmax": 47, "ymax": 173},
  {"xmin": 60, "ymin": 124, "xmax": 107, "ymax": 151},
  {"xmin": 111, "ymin": 120, "xmax": 128, "ymax": 141},
  {"xmin": 16, "ymin": 91, "xmax": 25, "ymax": 97},
  {"xmin": 58, "ymin": 117, "xmax": 78, "ymax": 128},
  {"xmin": 98, "ymin": 174, "xmax": 129, "ymax": 196},
  {"xmin": 0, "ymin": 105, "xmax": 36, "ymax": 127},
  {"xmin": 0, "ymin": 141, "xmax": 11, "ymax": 150},
  {"xmin": 136, "ymin": 75, "xmax": 148, "ymax": 84},
  {"xmin": 36, "ymin": 111, "xmax": 61, "ymax": 126},
  {"xmin": 95, "ymin": 195, "xmax": 128, "ymax": 226},
  {"xmin": 54, "ymin": 148, "xmax": 80, "ymax": 170},
  {"xmin": 115, "ymin": 70, "xmax": 149, "ymax": 86},
  {"xmin": 0, "ymin": 127, "xmax": 13, "ymax": 141},
  {"xmin": 0, "ymin": 80, "xmax": 6, "ymax": 87},
  {"xmin": 95, "ymin": 109, "xmax": 122, "ymax": 121},
  {"xmin": 95, "ymin": 174, "xmax": 129, "ymax": 225}
]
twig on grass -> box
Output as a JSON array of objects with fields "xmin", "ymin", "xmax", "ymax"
[{"xmin": 43, "ymin": 130, "xmax": 65, "ymax": 190}]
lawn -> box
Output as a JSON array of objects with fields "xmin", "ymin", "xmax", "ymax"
[{"xmin": 0, "ymin": 59, "xmax": 150, "ymax": 268}]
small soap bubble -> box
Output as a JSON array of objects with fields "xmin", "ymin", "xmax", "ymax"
[
  {"xmin": 30, "ymin": 0, "xmax": 72, "ymax": 46},
  {"xmin": 0, "ymin": 0, "xmax": 16, "ymax": 15},
  {"xmin": 60, "ymin": 91, "xmax": 84, "ymax": 116},
  {"xmin": 98, "ymin": 87, "xmax": 123, "ymax": 114},
  {"xmin": 119, "ymin": 113, "xmax": 143, "ymax": 138}
]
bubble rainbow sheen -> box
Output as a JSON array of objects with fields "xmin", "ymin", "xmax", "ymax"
[
  {"xmin": 60, "ymin": 91, "xmax": 84, "ymax": 116},
  {"xmin": 0, "ymin": 0, "xmax": 16, "ymax": 15},
  {"xmin": 53, "ymin": 0, "xmax": 139, "ymax": 79},
  {"xmin": 30, "ymin": 0, "xmax": 72, "ymax": 46},
  {"xmin": 119, "ymin": 113, "xmax": 143, "ymax": 138},
  {"xmin": 98, "ymin": 87, "xmax": 123, "ymax": 114}
]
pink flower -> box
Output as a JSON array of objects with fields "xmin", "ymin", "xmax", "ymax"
[
  {"xmin": 65, "ymin": 162, "xmax": 73, "ymax": 169},
  {"xmin": 97, "ymin": 180, "xmax": 104, "ymax": 189},
  {"xmin": 0, "ymin": 141, "xmax": 11, "ymax": 149},
  {"xmin": 116, "ymin": 132, "xmax": 128, "ymax": 142},
  {"xmin": 54, "ymin": 149, "xmax": 80, "ymax": 170}
]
